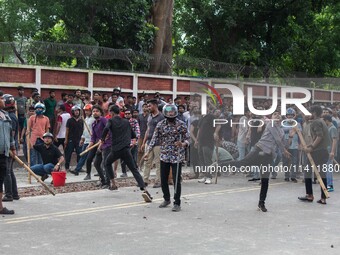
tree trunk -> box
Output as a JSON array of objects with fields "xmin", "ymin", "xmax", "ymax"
[
  {"xmin": 11, "ymin": 43, "xmax": 25, "ymax": 64},
  {"xmin": 149, "ymin": 0, "xmax": 174, "ymax": 74}
]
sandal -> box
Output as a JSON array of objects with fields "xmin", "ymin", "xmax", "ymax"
[
  {"xmin": 0, "ymin": 207, "xmax": 15, "ymax": 214},
  {"xmin": 109, "ymin": 185, "xmax": 118, "ymax": 191},
  {"xmin": 317, "ymin": 199, "xmax": 327, "ymax": 205}
]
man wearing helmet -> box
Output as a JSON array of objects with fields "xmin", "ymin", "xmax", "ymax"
[
  {"xmin": 0, "ymin": 91, "xmax": 17, "ymax": 214},
  {"xmin": 27, "ymin": 103, "xmax": 50, "ymax": 166},
  {"xmin": 64, "ymin": 105, "xmax": 84, "ymax": 172},
  {"xmin": 144, "ymin": 104, "xmax": 190, "ymax": 212},
  {"xmin": 110, "ymin": 87, "xmax": 123, "ymax": 102},
  {"xmin": 31, "ymin": 132, "xmax": 64, "ymax": 181},
  {"xmin": 2, "ymin": 94, "xmax": 20, "ymax": 202}
]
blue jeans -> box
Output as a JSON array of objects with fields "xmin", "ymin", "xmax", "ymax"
[
  {"xmin": 326, "ymin": 159, "xmax": 333, "ymax": 187},
  {"xmin": 283, "ymin": 149, "xmax": 298, "ymax": 179},
  {"xmin": 74, "ymin": 143, "xmax": 89, "ymax": 172},
  {"xmin": 30, "ymin": 138, "xmax": 44, "ymax": 166},
  {"xmin": 31, "ymin": 163, "xmax": 55, "ymax": 176},
  {"xmin": 64, "ymin": 140, "xmax": 82, "ymax": 170}
]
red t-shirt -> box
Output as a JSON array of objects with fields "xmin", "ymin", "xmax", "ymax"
[{"xmin": 64, "ymin": 103, "xmax": 73, "ymax": 114}]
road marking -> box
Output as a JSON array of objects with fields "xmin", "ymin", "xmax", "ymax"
[{"xmin": 3, "ymin": 182, "xmax": 285, "ymax": 224}]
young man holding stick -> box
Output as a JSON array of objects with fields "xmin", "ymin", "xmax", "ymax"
[
  {"xmin": 0, "ymin": 91, "xmax": 17, "ymax": 214},
  {"xmin": 298, "ymin": 105, "xmax": 330, "ymax": 204},
  {"xmin": 144, "ymin": 104, "xmax": 189, "ymax": 212},
  {"xmin": 102, "ymin": 105, "xmax": 153, "ymax": 202}
]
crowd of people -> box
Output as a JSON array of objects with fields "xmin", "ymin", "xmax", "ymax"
[{"xmin": 0, "ymin": 84, "xmax": 339, "ymax": 215}]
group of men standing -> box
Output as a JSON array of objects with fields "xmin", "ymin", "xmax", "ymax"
[{"xmin": 0, "ymin": 86, "xmax": 192, "ymax": 214}]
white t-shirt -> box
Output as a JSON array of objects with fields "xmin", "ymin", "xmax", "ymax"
[{"xmin": 57, "ymin": 112, "xmax": 71, "ymax": 138}]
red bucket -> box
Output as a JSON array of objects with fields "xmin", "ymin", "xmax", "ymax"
[{"xmin": 51, "ymin": 171, "xmax": 66, "ymax": 187}]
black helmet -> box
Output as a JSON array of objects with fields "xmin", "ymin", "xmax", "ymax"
[
  {"xmin": 3, "ymin": 94, "xmax": 15, "ymax": 108},
  {"xmin": 162, "ymin": 104, "xmax": 178, "ymax": 118},
  {"xmin": 42, "ymin": 132, "xmax": 54, "ymax": 139}
]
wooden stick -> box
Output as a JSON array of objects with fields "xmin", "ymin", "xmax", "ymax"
[
  {"xmin": 14, "ymin": 101, "xmax": 20, "ymax": 142},
  {"xmin": 79, "ymin": 141, "xmax": 100, "ymax": 156},
  {"xmin": 82, "ymin": 116, "xmax": 92, "ymax": 136},
  {"xmin": 215, "ymin": 144, "xmax": 219, "ymax": 184},
  {"xmin": 295, "ymin": 128, "xmax": 330, "ymax": 198},
  {"xmin": 26, "ymin": 117, "xmax": 32, "ymax": 184},
  {"xmin": 11, "ymin": 153, "xmax": 56, "ymax": 196}
]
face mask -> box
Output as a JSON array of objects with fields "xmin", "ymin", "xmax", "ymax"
[
  {"xmin": 35, "ymin": 109, "xmax": 44, "ymax": 115},
  {"xmin": 166, "ymin": 117, "xmax": 176, "ymax": 123}
]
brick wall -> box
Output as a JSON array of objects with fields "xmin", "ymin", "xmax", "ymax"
[
  {"xmin": 41, "ymin": 70, "xmax": 88, "ymax": 87},
  {"xmin": 0, "ymin": 64, "xmax": 338, "ymax": 104},
  {"xmin": 0, "ymin": 67, "xmax": 35, "ymax": 83},
  {"xmin": 93, "ymin": 74, "xmax": 133, "ymax": 89}
]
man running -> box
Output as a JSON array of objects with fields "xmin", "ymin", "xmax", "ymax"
[{"xmin": 102, "ymin": 105, "xmax": 152, "ymax": 202}]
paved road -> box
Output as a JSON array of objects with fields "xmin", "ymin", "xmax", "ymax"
[{"xmin": 1, "ymin": 175, "xmax": 339, "ymax": 255}]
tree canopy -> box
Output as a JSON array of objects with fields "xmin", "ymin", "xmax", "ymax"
[{"xmin": 0, "ymin": 0, "xmax": 339, "ymax": 78}]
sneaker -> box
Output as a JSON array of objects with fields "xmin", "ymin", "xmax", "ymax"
[
  {"xmin": 13, "ymin": 196, "xmax": 20, "ymax": 200},
  {"xmin": 298, "ymin": 195, "xmax": 314, "ymax": 202},
  {"xmin": 101, "ymin": 184, "xmax": 109, "ymax": 189},
  {"xmin": 328, "ymin": 186, "xmax": 334, "ymax": 192},
  {"xmin": 159, "ymin": 200, "xmax": 171, "ymax": 208},
  {"xmin": 198, "ymin": 177, "xmax": 206, "ymax": 183},
  {"xmin": 248, "ymin": 178, "xmax": 260, "ymax": 182},
  {"xmin": 142, "ymin": 190, "xmax": 153, "ymax": 203},
  {"xmin": 172, "ymin": 204, "xmax": 181, "ymax": 212},
  {"xmin": 83, "ymin": 174, "xmax": 91, "ymax": 180},
  {"xmin": 291, "ymin": 178, "xmax": 298, "ymax": 183},
  {"xmin": 2, "ymin": 196, "xmax": 13, "ymax": 202},
  {"xmin": 204, "ymin": 178, "xmax": 212, "ymax": 184},
  {"xmin": 41, "ymin": 174, "xmax": 49, "ymax": 182},
  {"xmin": 69, "ymin": 170, "xmax": 79, "ymax": 176},
  {"xmin": 120, "ymin": 173, "xmax": 128, "ymax": 178},
  {"xmin": 0, "ymin": 207, "xmax": 15, "ymax": 214},
  {"xmin": 258, "ymin": 202, "xmax": 267, "ymax": 212},
  {"xmin": 153, "ymin": 182, "xmax": 161, "ymax": 188},
  {"xmin": 284, "ymin": 178, "xmax": 290, "ymax": 182}
]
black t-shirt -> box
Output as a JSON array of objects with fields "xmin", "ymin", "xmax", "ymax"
[
  {"xmin": 33, "ymin": 144, "xmax": 62, "ymax": 165},
  {"xmin": 147, "ymin": 113, "xmax": 165, "ymax": 144},
  {"xmin": 66, "ymin": 117, "xmax": 84, "ymax": 143},
  {"xmin": 197, "ymin": 114, "xmax": 215, "ymax": 148},
  {"xmin": 250, "ymin": 120, "xmax": 265, "ymax": 147},
  {"xmin": 190, "ymin": 119, "xmax": 199, "ymax": 144}
]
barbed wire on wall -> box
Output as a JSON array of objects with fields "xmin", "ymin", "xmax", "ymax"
[{"xmin": 0, "ymin": 41, "xmax": 338, "ymax": 89}]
